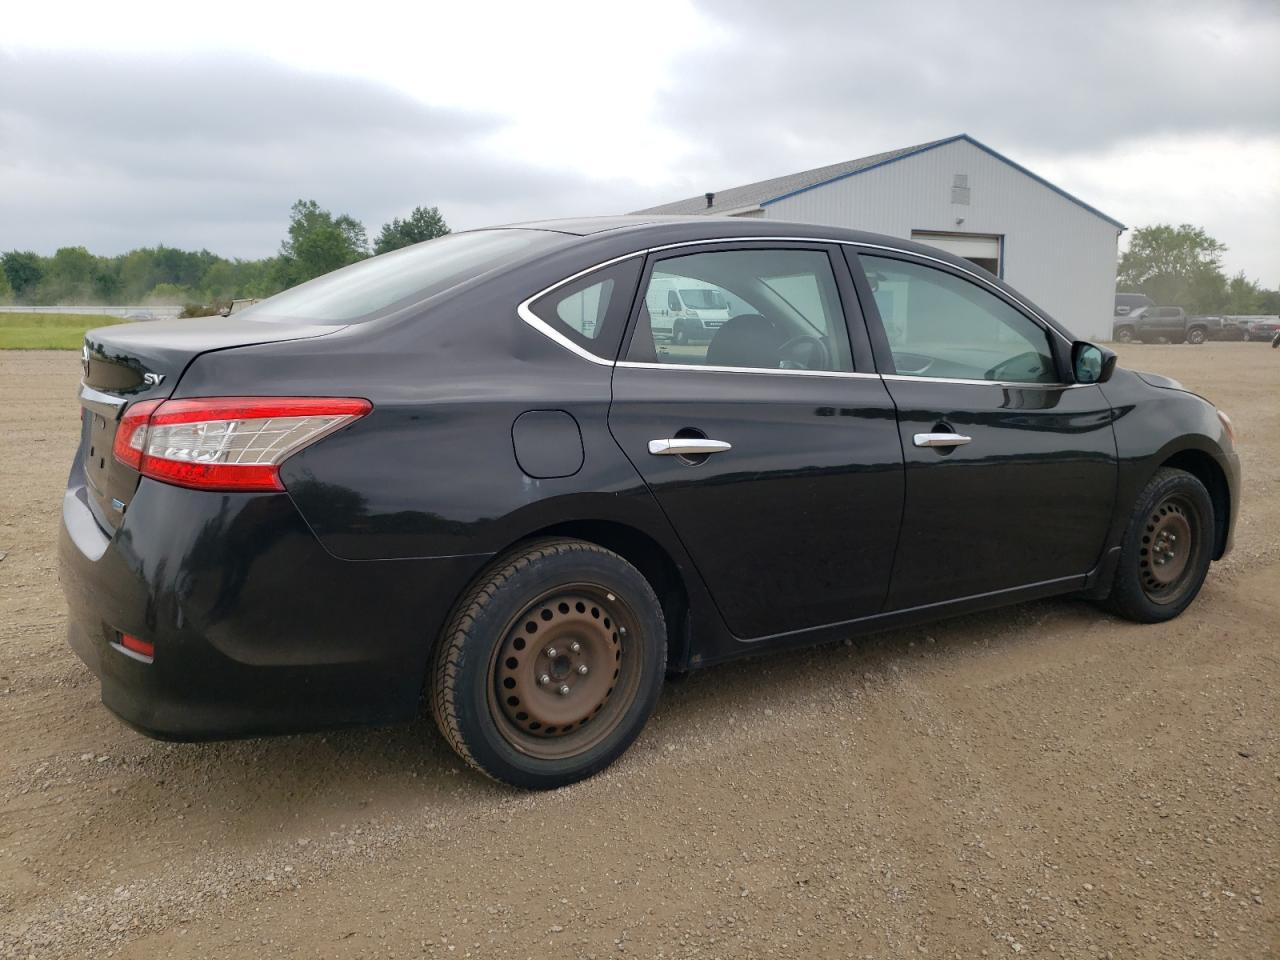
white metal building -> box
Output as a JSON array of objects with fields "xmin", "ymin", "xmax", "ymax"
[{"xmin": 635, "ymin": 134, "xmax": 1124, "ymax": 341}]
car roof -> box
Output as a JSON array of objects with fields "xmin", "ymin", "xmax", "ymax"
[{"xmin": 485, "ymin": 214, "xmax": 991, "ymax": 265}]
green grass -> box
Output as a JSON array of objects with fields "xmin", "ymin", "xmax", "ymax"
[{"xmin": 0, "ymin": 313, "xmax": 129, "ymax": 350}]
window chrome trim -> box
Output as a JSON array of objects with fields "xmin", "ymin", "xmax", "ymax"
[
  {"xmin": 515, "ymin": 251, "xmax": 643, "ymax": 367},
  {"xmin": 616, "ymin": 360, "xmax": 880, "ymax": 380},
  {"xmin": 882, "ymin": 373, "xmax": 1087, "ymax": 389},
  {"xmin": 517, "ymin": 235, "xmax": 1075, "ymax": 368}
]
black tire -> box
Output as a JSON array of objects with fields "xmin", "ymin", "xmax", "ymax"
[
  {"xmin": 1100, "ymin": 468, "xmax": 1214, "ymax": 623},
  {"xmin": 1114, "ymin": 326, "xmax": 1136, "ymax": 343},
  {"xmin": 672, "ymin": 323, "xmax": 688, "ymax": 346},
  {"xmin": 1186, "ymin": 326, "xmax": 1207, "ymax": 345},
  {"xmin": 430, "ymin": 538, "xmax": 666, "ymax": 789}
]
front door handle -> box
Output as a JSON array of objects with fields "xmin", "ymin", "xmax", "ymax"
[
  {"xmin": 648, "ymin": 438, "xmax": 733, "ymax": 456},
  {"xmin": 913, "ymin": 432, "xmax": 972, "ymax": 448}
]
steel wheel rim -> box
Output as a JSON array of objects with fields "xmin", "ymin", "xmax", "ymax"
[
  {"xmin": 1139, "ymin": 495, "xmax": 1200, "ymax": 604},
  {"xmin": 487, "ymin": 583, "xmax": 641, "ymax": 760}
]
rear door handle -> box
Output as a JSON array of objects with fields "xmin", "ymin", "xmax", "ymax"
[
  {"xmin": 648, "ymin": 438, "xmax": 733, "ymax": 456},
  {"xmin": 913, "ymin": 432, "xmax": 972, "ymax": 448}
]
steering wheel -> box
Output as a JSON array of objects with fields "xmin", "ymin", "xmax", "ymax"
[
  {"xmin": 777, "ymin": 334, "xmax": 830, "ymax": 371},
  {"xmin": 985, "ymin": 351, "xmax": 1049, "ymax": 382}
]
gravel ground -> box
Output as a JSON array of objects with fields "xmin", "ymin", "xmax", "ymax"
[{"xmin": 0, "ymin": 343, "xmax": 1276, "ymax": 959}]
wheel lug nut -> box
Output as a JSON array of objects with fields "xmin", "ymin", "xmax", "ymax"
[
  {"xmin": 538, "ymin": 674, "xmax": 551, "ymax": 686},
  {"xmin": 577, "ymin": 664, "xmax": 589, "ymax": 675},
  {"xmin": 545, "ymin": 646, "xmax": 558, "ymax": 658},
  {"xmin": 558, "ymin": 684, "xmax": 571, "ymax": 696},
  {"xmin": 569, "ymin": 641, "xmax": 581, "ymax": 653}
]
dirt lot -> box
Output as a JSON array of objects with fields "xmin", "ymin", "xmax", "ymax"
[{"xmin": 1, "ymin": 344, "xmax": 1276, "ymax": 959}]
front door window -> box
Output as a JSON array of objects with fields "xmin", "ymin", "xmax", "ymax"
[{"xmin": 859, "ymin": 255, "xmax": 1057, "ymax": 383}]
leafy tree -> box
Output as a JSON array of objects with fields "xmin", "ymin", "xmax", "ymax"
[
  {"xmin": 0, "ymin": 266, "xmax": 12, "ymax": 303},
  {"xmin": 1118, "ymin": 224, "xmax": 1228, "ymax": 314},
  {"xmin": 1223, "ymin": 272, "xmax": 1263, "ymax": 316},
  {"xmin": 146, "ymin": 282, "xmax": 194, "ymax": 304},
  {"xmin": 275, "ymin": 199, "xmax": 369, "ymax": 286},
  {"xmin": 38, "ymin": 246, "xmax": 101, "ymax": 303},
  {"xmin": 1, "ymin": 251, "xmax": 44, "ymax": 300},
  {"xmin": 374, "ymin": 205, "xmax": 450, "ymax": 254}
]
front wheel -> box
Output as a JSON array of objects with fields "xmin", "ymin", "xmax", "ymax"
[
  {"xmin": 1185, "ymin": 326, "xmax": 1207, "ymax": 344},
  {"xmin": 1114, "ymin": 326, "xmax": 1136, "ymax": 343},
  {"xmin": 430, "ymin": 538, "xmax": 666, "ymax": 788},
  {"xmin": 1100, "ymin": 467, "xmax": 1214, "ymax": 623},
  {"xmin": 672, "ymin": 323, "xmax": 688, "ymax": 345}
]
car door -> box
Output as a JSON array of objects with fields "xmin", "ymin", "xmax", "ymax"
[
  {"xmin": 607, "ymin": 242, "xmax": 904, "ymax": 640},
  {"xmin": 847, "ymin": 249, "xmax": 1117, "ymax": 611}
]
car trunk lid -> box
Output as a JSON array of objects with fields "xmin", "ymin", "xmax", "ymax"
[{"xmin": 77, "ymin": 315, "xmax": 344, "ymax": 529}]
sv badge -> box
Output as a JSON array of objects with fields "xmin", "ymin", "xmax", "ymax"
[{"xmin": 143, "ymin": 372, "xmax": 165, "ymax": 387}]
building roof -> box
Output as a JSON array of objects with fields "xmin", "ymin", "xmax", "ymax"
[{"xmin": 633, "ymin": 133, "xmax": 1125, "ymax": 230}]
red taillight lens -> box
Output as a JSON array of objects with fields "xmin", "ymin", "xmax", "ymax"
[
  {"xmin": 112, "ymin": 399, "xmax": 163, "ymax": 470},
  {"xmin": 113, "ymin": 396, "xmax": 372, "ymax": 492},
  {"xmin": 119, "ymin": 633, "xmax": 155, "ymax": 658}
]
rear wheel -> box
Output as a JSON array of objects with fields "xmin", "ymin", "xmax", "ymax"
[
  {"xmin": 430, "ymin": 538, "xmax": 666, "ymax": 788},
  {"xmin": 1100, "ymin": 468, "xmax": 1214, "ymax": 623}
]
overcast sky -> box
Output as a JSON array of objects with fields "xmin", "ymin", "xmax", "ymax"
[{"xmin": 2, "ymin": 0, "xmax": 1277, "ymax": 283}]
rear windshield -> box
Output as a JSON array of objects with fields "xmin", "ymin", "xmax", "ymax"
[{"xmin": 246, "ymin": 229, "xmax": 568, "ymax": 324}]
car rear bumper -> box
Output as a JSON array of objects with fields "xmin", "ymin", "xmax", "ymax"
[{"xmin": 59, "ymin": 477, "xmax": 490, "ymax": 740}]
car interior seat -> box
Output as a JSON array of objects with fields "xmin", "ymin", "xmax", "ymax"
[{"xmin": 705, "ymin": 314, "xmax": 784, "ymax": 369}]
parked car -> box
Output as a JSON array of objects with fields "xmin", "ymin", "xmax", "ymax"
[
  {"xmin": 1114, "ymin": 292, "xmax": 1155, "ymax": 317},
  {"xmin": 1240, "ymin": 316, "xmax": 1280, "ymax": 341},
  {"xmin": 1194, "ymin": 315, "xmax": 1251, "ymax": 341},
  {"xmin": 61, "ymin": 217, "xmax": 1240, "ymax": 788},
  {"xmin": 1113, "ymin": 305, "xmax": 1212, "ymax": 344}
]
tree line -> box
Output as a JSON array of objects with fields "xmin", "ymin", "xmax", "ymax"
[
  {"xmin": 1118, "ymin": 224, "xmax": 1279, "ymax": 315},
  {"xmin": 0, "ymin": 200, "xmax": 449, "ymax": 311}
]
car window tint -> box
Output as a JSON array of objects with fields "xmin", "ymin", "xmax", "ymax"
[
  {"xmin": 626, "ymin": 249, "xmax": 854, "ymax": 373},
  {"xmin": 858, "ymin": 255, "xmax": 1057, "ymax": 383},
  {"xmin": 528, "ymin": 258, "xmax": 642, "ymax": 357},
  {"xmin": 554, "ymin": 278, "xmax": 614, "ymax": 339},
  {"xmin": 247, "ymin": 229, "xmax": 569, "ymax": 324}
]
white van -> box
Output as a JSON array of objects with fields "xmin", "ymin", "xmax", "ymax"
[{"xmin": 644, "ymin": 276, "xmax": 733, "ymax": 343}]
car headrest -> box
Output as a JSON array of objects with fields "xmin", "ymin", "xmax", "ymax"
[{"xmin": 705, "ymin": 314, "xmax": 783, "ymax": 369}]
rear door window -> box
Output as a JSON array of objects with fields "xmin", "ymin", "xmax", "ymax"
[{"xmin": 625, "ymin": 248, "xmax": 855, "ymax": 372}]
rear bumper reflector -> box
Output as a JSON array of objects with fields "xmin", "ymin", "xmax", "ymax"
[{"xmin": 115, "ymin": 632, "xmax": 155, "ymax": 662}]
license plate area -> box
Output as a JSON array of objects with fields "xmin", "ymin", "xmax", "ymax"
[{"xmin": 83, "ymin": 407, "xmax": 117, "ymax": 500}]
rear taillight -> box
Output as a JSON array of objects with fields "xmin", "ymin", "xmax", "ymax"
[
  {"xmin": 112, "ymin": 399, "xmax": 163, "ymax": 470},
  {"xmin": 112, "ymin": 396, "xmax": 372, "ymax": 492},
  {"xmin": 118, "ymin": 633, "xmax": 155, "ymax": 660}
]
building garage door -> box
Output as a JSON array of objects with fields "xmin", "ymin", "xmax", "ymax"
[{"xmin": 911, "ymin": 231, "xmax": 1001, "ymax": 277}]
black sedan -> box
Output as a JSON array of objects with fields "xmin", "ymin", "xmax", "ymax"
[{"xmin": 60, "ymin": 217, "xmax": 1240, "ymax": 788}]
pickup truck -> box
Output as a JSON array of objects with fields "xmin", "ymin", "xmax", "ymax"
[{"xmin": 1113, "ymin": 306, "xmax": 1215, "ymax": 344}]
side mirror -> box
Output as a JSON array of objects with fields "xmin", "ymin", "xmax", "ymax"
[{"xmin": 1072, "ymin": 341, "xmax": 1117, "ymax": 384}]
